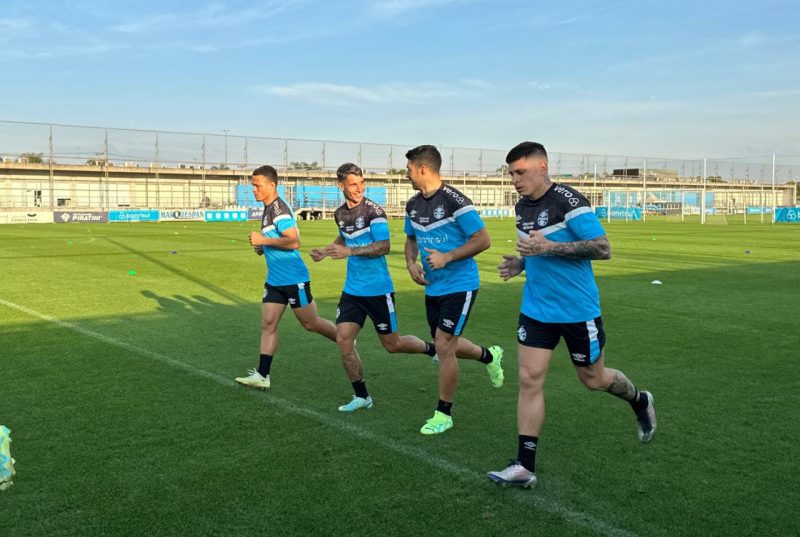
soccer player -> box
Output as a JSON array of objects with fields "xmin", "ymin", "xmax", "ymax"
[
  {"xmin": 235, "ymin": 165, "xmax": 337, "ymax": 389},
  {"xmin": 487, "ymin": 142, "xmax": 656, "ymax": 488},
  {"xmin": 404, "ymin": 145, "xmax": 504, "ymax": 435},
  {"xmin": 310, "ymin": 163, "xmax": 438, "ymax": 412}
]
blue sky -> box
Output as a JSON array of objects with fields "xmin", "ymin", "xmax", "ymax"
[{"xmin": 1, "ymin": 0, "xmax": 798, "ymax": 158}]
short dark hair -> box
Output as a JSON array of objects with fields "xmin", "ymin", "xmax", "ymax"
[
  {"xmin": 336, "ymin": 162, "xmax": 363, "ymax": 182},
  {"xmin": 505, "ymin": 142, "xmax": 548, "ymax": 164},
  {"xmin": 405, "ymin": 145, "xmax": 442, "ymax": 173},
  {"xmin": 252, "ymin": 165, "xmax": 278, "ymax": 183}
]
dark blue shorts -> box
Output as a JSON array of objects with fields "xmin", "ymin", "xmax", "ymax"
[{"xmin": 517, "ymin": 313, "xmax": 605, "ymax": 367}]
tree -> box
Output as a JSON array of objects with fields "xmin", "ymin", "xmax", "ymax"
[
  {"xmin": 289, "ymin": 161, "xmax": 321, "ymax": 170},
  {"xmin": 386, "ymin": 168, "xmax": 405, "ymax": 175},
  {"xmin": 20, "ymin": 152, "xmax": 44, "ymax": 163},
  {"xmin": 496, "ymin": 164, "xmax": 509, "ymax": 175}
]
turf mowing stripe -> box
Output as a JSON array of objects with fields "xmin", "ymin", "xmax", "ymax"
[{"xmin": 1, "ymin": 297, "xmax": 640, "ymax": 537}]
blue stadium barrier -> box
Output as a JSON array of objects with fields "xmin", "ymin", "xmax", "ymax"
[{"xmin": 775, "ymin": 207, "xmax": 800, "ymax": 222}]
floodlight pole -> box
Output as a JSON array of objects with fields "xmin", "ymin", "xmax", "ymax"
[
  {"xmin": 643, "ymin": 159, "xmax": 647, "ymax": 223},
  {"xmin": 701, "ymin": 158, "xmax": 707, "ymax": 224},
  {"xmin": 104, "ymin": 128, "xmax": 110, "ymax": 211},
  {"xmin": 771, "ymin": 154, "xmax": 776, "ymax": 223},
  {"xmin": 48, "ymin": 125, "xmax": 54, "ymax": 210},
  {"xmin": 223, "ymin": 129, "xmax": 230, "ymax": 169},
  {"xmin": 154, "ymin": 132, "xmax": 160, "ymax": 208}
]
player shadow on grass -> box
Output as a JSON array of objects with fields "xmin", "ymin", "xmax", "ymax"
[
  {"xmin": 140, "ymin": 290, "xmax": 218, "ymax": 315},
  {"xmin": 103, "ymin": 236, "xmax": 248, "ymax": 305}
]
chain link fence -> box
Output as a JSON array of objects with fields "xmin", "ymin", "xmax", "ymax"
[{"xmin": 1, "ymin": 120, "xmax": 797, "ymax": 219}]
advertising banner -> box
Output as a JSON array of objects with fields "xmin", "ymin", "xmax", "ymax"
[
  {"xmin": 0, "ymin": 211, "xmax": 54, "ymax": 224},
  {"xmin": 205, "ymin": 210, "xmax": 249, "ymax": 222},
  {"xmin": 54, "ymin": 211, "xmax": 108, "ymax": 224},
  {"xmin": 775, "ymin": 207, "xmax": 800, "ymax": 223},
  {"xmin": 248, "ymin": 207, "xmax": 264, "ymax": 220},
  {"xmin": 159, "ymin": 209, "xmax": 205, "ymax": 221},
  {"xmin": 595, "ymin": 207, "xmax": 643, "ymax": 220},
  {"xmin": 109, "ymin": 210, "xmax": 160, "ymax": 222},
  {"xmin": 746, "ymin": 206, "xmax": 773, "ymax": 215}
]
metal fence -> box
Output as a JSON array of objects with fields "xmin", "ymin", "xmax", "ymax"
[
  {"xmin": 1, "ymin": 120, "xmax": 797, "ymax": 221},
  {"xmin": 2, "ymin": 120, "xmax": 800, "ymax": 181}
]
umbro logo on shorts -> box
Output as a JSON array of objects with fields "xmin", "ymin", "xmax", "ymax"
[
  {"xmin": 571, "ymin": 353, "xmax": 586, "ymax": 362},
  {"xmin": 377, "ymin": 323, "xmax": 388, "ymax": 331},
  {"xmin": 442, "ymin": 319, "xmax": 454, "ymax": 328},
  {"xmin": 517, "ymin": 326, "xmax": 527, "ymax": 341}
]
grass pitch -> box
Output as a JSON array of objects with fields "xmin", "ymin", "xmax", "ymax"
[{"xmin": 1, "ymin": 218, "xmax": 799, "ymax": 536}]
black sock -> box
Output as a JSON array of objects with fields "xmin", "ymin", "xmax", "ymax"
[
  {"xmin": 423, "ymin": 342, "xmax": 437, "ymax": 357},
  {"xmin": 436, "ymin": 399, "xmax": 453, "ymax": 416},
  {"xmin": 352, "ymin": 379, "xmax": 369, "ymax": 399},
  {"xmin": 478, "ymin": 347, "xmax": 492, "ymax": 364},
  {"xmin": 258, "ymin": 354, "xmax": 273, "ymax": 377},
  {"xmin": 630, "ymin": 389, "xmax": 648, "ymax": 412},
  {"xmin": 517, "ymin": 435, "xmax": 538, "ymax": 473}
]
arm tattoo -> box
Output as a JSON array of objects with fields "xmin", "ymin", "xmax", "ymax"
[
  {"xmin": 350, "ymin": 240, "xmax": 390, "ymax": 258},
  {"xmin": 548, "ymin": 236, "xmax": 610, "ymax": 260},
  {"xmin": 606, "ymin": 370, "xmax": 637, "ymax": 401}
]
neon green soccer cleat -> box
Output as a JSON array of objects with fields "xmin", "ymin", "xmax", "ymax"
[
  {"xmin": 486, "ymin": 345, "xmax": 504, "ymax": 388},
  {"xmin": 235, "ymin": 369, "xmax": 270, "ymax": 390},
  {"xmin": 420, "ymin": 410, "xmax": 453, "ymax": 435},
  {"xmin": 0, "ymin": 425, "xmax": 14, "ymax": 492}
]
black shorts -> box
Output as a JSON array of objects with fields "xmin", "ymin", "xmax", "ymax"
[
  {"xmin": 425, "ymin": 290, "xmax": 478, "ymax": 338},
  {"xmin": 336, "ymin": 292, "xmax": 397, "ymax": 335},
  {"xmin": 517, "ymin": 312, "xmax": 606, "ymax": 367},
  {"xmin": 262, "ymin": 282, "xmax": 313, "ymax": 308}
]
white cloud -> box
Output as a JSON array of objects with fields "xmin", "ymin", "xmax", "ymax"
[
  {"xmin": 739, "ymin": 31, "xmax": 767, "ymax": 47},
  {"xmin": 365, "ymin": 0, "xmax": 467, "ymax": 18},
  {"xmin": 528, "ymin": 81, "xmax": 551, "ymax": 90},
  {"xmin": 0, "ymin": 18, "xmax": 31, "ymax": 31},
  {"xmin": 251, "ymin": 82, "xmax": 462, "ymax": 106},
  {"xmin": 111, "ymin": 1, "xmax": 297, "ymax": 34},
  {"xmin": 460, "ymin": 78, "xmax": 491, "ymax": 89}
]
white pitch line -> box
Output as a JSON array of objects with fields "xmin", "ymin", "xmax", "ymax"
[{"xmin": 0, "ymin": 297, "xmax": 639, "ymax": 537}]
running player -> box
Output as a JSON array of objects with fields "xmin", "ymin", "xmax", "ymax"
[
  {"xmin": 310, "ymin": 163, "xmax": 438, "ymax": 412},
  {"xmin": 487, "ymin": 142, "xmax": 656, "ymax": 488},
  {"xmin": 404, "ymin": 145, "xmax": 504, "ymax": 435},
  {"xmin": 235, "ymin": 165, "xmax": 337, "ymax": 389}
]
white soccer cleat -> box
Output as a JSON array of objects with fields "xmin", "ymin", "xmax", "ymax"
[
  {"xmin": 487, "ymin": 460, "xmax": 538, "ymax": 488},
  {"xmin": 338, "ymin": 395, "xmax": 374, "ymax": 412},
  {"xmin": 235, "ymin": 369, "xmax": 270, "ymax": 390}
]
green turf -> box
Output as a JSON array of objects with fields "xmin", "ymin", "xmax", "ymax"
[{"xmin": 1, "ymin": 218, "xmax": 799, "ymax": 536}]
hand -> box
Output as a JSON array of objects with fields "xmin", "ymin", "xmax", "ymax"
[
  {"xmin": 498, "ymin": 255, "xmax": 523, "ymax": 281},
  {"xmin": 407, "ymin": 262, "xmax": 429, "ymax": 286},
  {"xmin": 254, "ymin": 245, "xmax": 264, "ymax": 256},
  {"xmin": 309, "ymin": 248, "xmax": 326, "ymax": 262},
  {"xmin": 249, "ymin": 231, "xmax": 265, "ymax": 247},
  {"xmin": 516, "ymin": 230, "xmax": 551, "ymax": 257},
  {"xmin": 324, "ymin": 243, "xmax": 351, "ymax": 260},
  {"xmin": 423, "ymin": 247, "xmax": 451, "ymax": 270}
]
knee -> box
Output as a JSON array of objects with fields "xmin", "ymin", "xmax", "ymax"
[
  {"xmin": 381, "ymin": 339, "xmax": 401, "ymax": 353},
  {"xmin": 518, "ymin": 365, "xmax": 545, "ymax": 391},
  {"xmin": 301, "ymin": 319, "xmax": 318, "ymax": 332},
  {"xmin": 260, "ymin": 319, "xmax": 276, "ymax": 333},
  {"xmin": 336, "ymin": 334, "xmax": 353, "ymax": 348},
  {"xmin": 578, "ymin": 371, "xmax": 607, "ymax": 391}
]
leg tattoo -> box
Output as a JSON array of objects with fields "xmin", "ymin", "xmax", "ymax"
[{"xmin": 605, "ymin": 370, "xmax": 638, "ymax": 402}]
